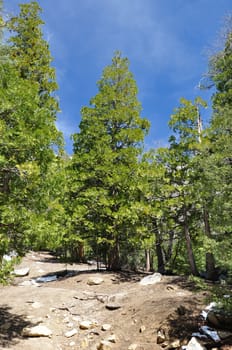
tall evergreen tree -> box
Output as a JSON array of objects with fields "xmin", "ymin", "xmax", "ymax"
[
  {"xmin": 0, "ymin": 1, "xmax": 63, "ymax": 260},
  {"xmin": 164, "ymin": 97, "xmax": 207, "ymax": 276},
  {"xmin": 7, "ymin": 1, "xmax": 62, "ymax": 164},
  {"xmin": 202, "ymin": 27, "xmax": 232, "ymax": 271},
  {"xmin": 69, "ymin": 52, "xmax": 150, "ymax": 270}
]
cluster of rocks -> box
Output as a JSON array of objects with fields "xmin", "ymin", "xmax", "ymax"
[
  {"xmin": 21, "ymin": 311, "xmax": 130, "ymax": 350},
  {"xmin": 156, "ymin": 303, "xmax": 232, "ymax": 350},
  {"xmin": 16, "ymin": 272, "xmax": 165, "ymax": 349}
]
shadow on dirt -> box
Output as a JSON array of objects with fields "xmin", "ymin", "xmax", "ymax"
[
  {"xmin": 30, "ymin": 268, "xmax": 146, "ymax": 284},
  {"xmin": 0, "ymin": 305, "xmax": 35, "ymax": 348},
  {"xmin": 161, "ymin": 275, "xmax": 211, "ymax": 293},
  {"xmin": 165, "ymin": 304, "xmax": 203, "ymax": 341}
]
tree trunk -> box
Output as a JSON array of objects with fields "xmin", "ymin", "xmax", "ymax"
[
  {"xmin": 78, "ymin": 242, "xmax": 85, "ymax": 262},
  {"xmin": 145, "ymin": 249, "xmax": 151, "ymax": 272},
  {"xmin": 203, "ymin": 207, "xmax": 217, "ymax": 280},
  {"xmin": 107, "ymin": 240, "xmax": 120, "ymax": 271},
  {"xmin": 205, "ymin": 252, "xmax": 217, "ymax": 280},
  {"xmin": 183, "ymin": 207, "xmax": 199, "ymax": 276},
  {"xmin": 153, "ymin": 219, "xmax": 165, "ymax": 273}
]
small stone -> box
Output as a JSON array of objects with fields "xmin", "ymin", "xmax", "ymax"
[
  {"xmin": 22, "ymin": 325, "xmax": 52, "ymax": 337},
  {"xmin": 166, "ymin": 285, "xmax": 175, "ymax": 290},
  {"xmin": 140, "ymin": 325, "xmax": 146, "ymax": 333},
  {"xmin": 97, "ymin": 340, "xmax": 112, "ymax": 350},
  {"xmin": 185, "ymin": 337, "xmax": 206, "ymax": 350},
  {"xmin": 67, "ymin": 322, "xmax": 74, "ymax": 328},
  {"xmin": 170, "ymin": 339, "xmax": 181, "ymax": 348},
  {"xmin": 26, "ymin": 316, "xmax": 43, "ymax": 324},
  {"xmin": 14, "ymin": 267, "xmax": 30, "ymax": 276},
  {"xmin": 69, "ymin": 341, "xmax": 75, "ymax": 347},
  {"xmin": 80, "ymin": 320, "xmax": 94, "ymax": 330},
  {"xmin": 102, "ymin": 324, "xmax": 112, "ymax": 331},
  {"xmin": 81, "ymin": 338, "xmax": 89, "ymax": 348},
  {"xmin": 97, "ymin": 295, "xmax": 108, "ymax": 303},
  {"xmin": 157, "ymin": 329, "xmax": 166, "ymax": 344},
  {"xmin": 106, "ymin": 334, "xmax": 116, "ymax": 343},
  {"xmin": 87, "ymin": 277, "xmax": 104, "ymax": 285},
  {"xmin": 65, "ymin": 328, "xmax": 78, "ymax": 338},
  {"xmin": 128, "ymin": 344, "xmax": 138, "ymax": 350},
  {"xmin": 105, "ymin": 303, "xmax": 121, "ymax": 310}
]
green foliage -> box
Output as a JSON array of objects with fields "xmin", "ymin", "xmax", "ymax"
[
  {"xmin": 0, "ymin": 256, "xmax": 20, "ymax": 285},
  {"xmin": 0, "ymin": 1, "xmax": 64, "ymax": 278},
  {"xmin": 68, "ymin": 52, "xmax": 150, "ymax": 269},
  {"xmin": 210, "ymin": 285, "xmax": 232, "ymax": 314},
  {"xmin": 0, "ymin": 0, "xmax": 231, "ymax": 282}
]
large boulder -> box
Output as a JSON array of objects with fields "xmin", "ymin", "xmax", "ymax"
[
  {"xmin": 139, "ymin": 272, "xmax": 162, "ymax": 286},
  {"xmin": 22, "ymin": 325, "xmax": 52, "ymax": 337},
  {"xmin": 207, "ymin": 309, "xmax": 232, "ymax": 331},
  {"xmin": 14, "ymin": 267, "xmax": 30, "ymax": 277}
]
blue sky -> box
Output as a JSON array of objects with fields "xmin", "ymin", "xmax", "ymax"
[{"xmin": 5, "ymin": 0, "xmax": 232, "ymax": 153}]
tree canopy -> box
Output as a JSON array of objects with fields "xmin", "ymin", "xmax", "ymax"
[{"xmin": 0, "ymin": 1, "xmax": 231, "ymax": 289}]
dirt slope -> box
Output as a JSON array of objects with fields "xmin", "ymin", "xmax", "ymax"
[{"xmin": 0, "ymin": 252, "xmax": 204, "ymax": 350}]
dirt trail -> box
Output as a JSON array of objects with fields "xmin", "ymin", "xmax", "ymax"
[{"xmin": 0, "ymin": 252, "xmax": 204, "ymax": 350}]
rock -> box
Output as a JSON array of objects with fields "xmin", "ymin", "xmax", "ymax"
[
  {"xmin": 102, "ymin": 324, "xmax": 112, "ymax": 331},
  {"xmin": 26, "ymin": 315, "xmax": 43, "ymax": 324},
  {"xmin": 22, "ymin": 325, "xmax": 52, "ymax": 337},
  {"xmin": 208, "ymin": 310, "xmax": 232, "ymax": 331},
  {"xmin": 69, "ymin": 341, "xmax": 76, "ymax": 347},
  {"xmin": 79, "ymin": 320, "xmax": 97, "ymax": 330},
  {"xmin": 185, "ymin": 337, "xmax": 207, "ymax": 350},
  {"xmin": 106, "ymin": 334, "xmax": 116, "ymax": 343},
  {"xmin": 157, "ymin": 329, "xmax": 166, "ymax": 344},
  {"xmin": 217, "ymin": 330, "xmax": 232, "ymax": 341},
  {"xmin": 14, "ymin": 267, "xmax": 30, "ymax": 277},
  {"xmin": 67, "ymin": 322, "xmax": 74, "ymax": 328},
  {"xmin": 97, "ymin": 295, "xmax": 108, "ymax": 303},
  {"xmin": 166, "ymin": 284, "xmax": 176, "ymax": 291},
  {"xmin": 36, "ymin": 275, "xmax": 57, "ymax": 283},
  {"xmin": 65, "ymin": 328, "xmax": 78, "ymax": 338},
  {"xmin": 207, "ymin": 310, "xmax": 221, "ymax": 328},
  {"xmin": 105, "ymin": 303, "xmax": 121, "ymax": 310},
  {"xmin": 97, "ymin": 340, "xmax": 112, "ymax": 350},
  {"xmin": 170, "ymin": 339, "xmax": 181, "ymax": 348},
  {"xmin": 139, "ymin": 325, "xmax": 146, "ymax": 333},
  {"xmin": 81, "ymin": 338, "xmax": 89, "ymax": 348},
  {"xmin": 200, "ymin": 326, "xmax": 220, "ymax": 342},
  {"xmin": 128, "ymin": 344, "xmax": 138, "ymax": 350},
  {"xmin": 87, "ymin": 277, "xmax": 104, "ymax": 285},
  {"xmin": 139, "ymin": 272, "xmax": 162, "ymax": 286}
]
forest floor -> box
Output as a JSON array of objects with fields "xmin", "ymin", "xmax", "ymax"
[{"xmin": 0, "ymin": 251, "xmax": 207, "ymax": 350}]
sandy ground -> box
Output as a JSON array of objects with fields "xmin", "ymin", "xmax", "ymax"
[{"xmin": 0, "ymin": 251, "xmax": 205, "ymax": 350}]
